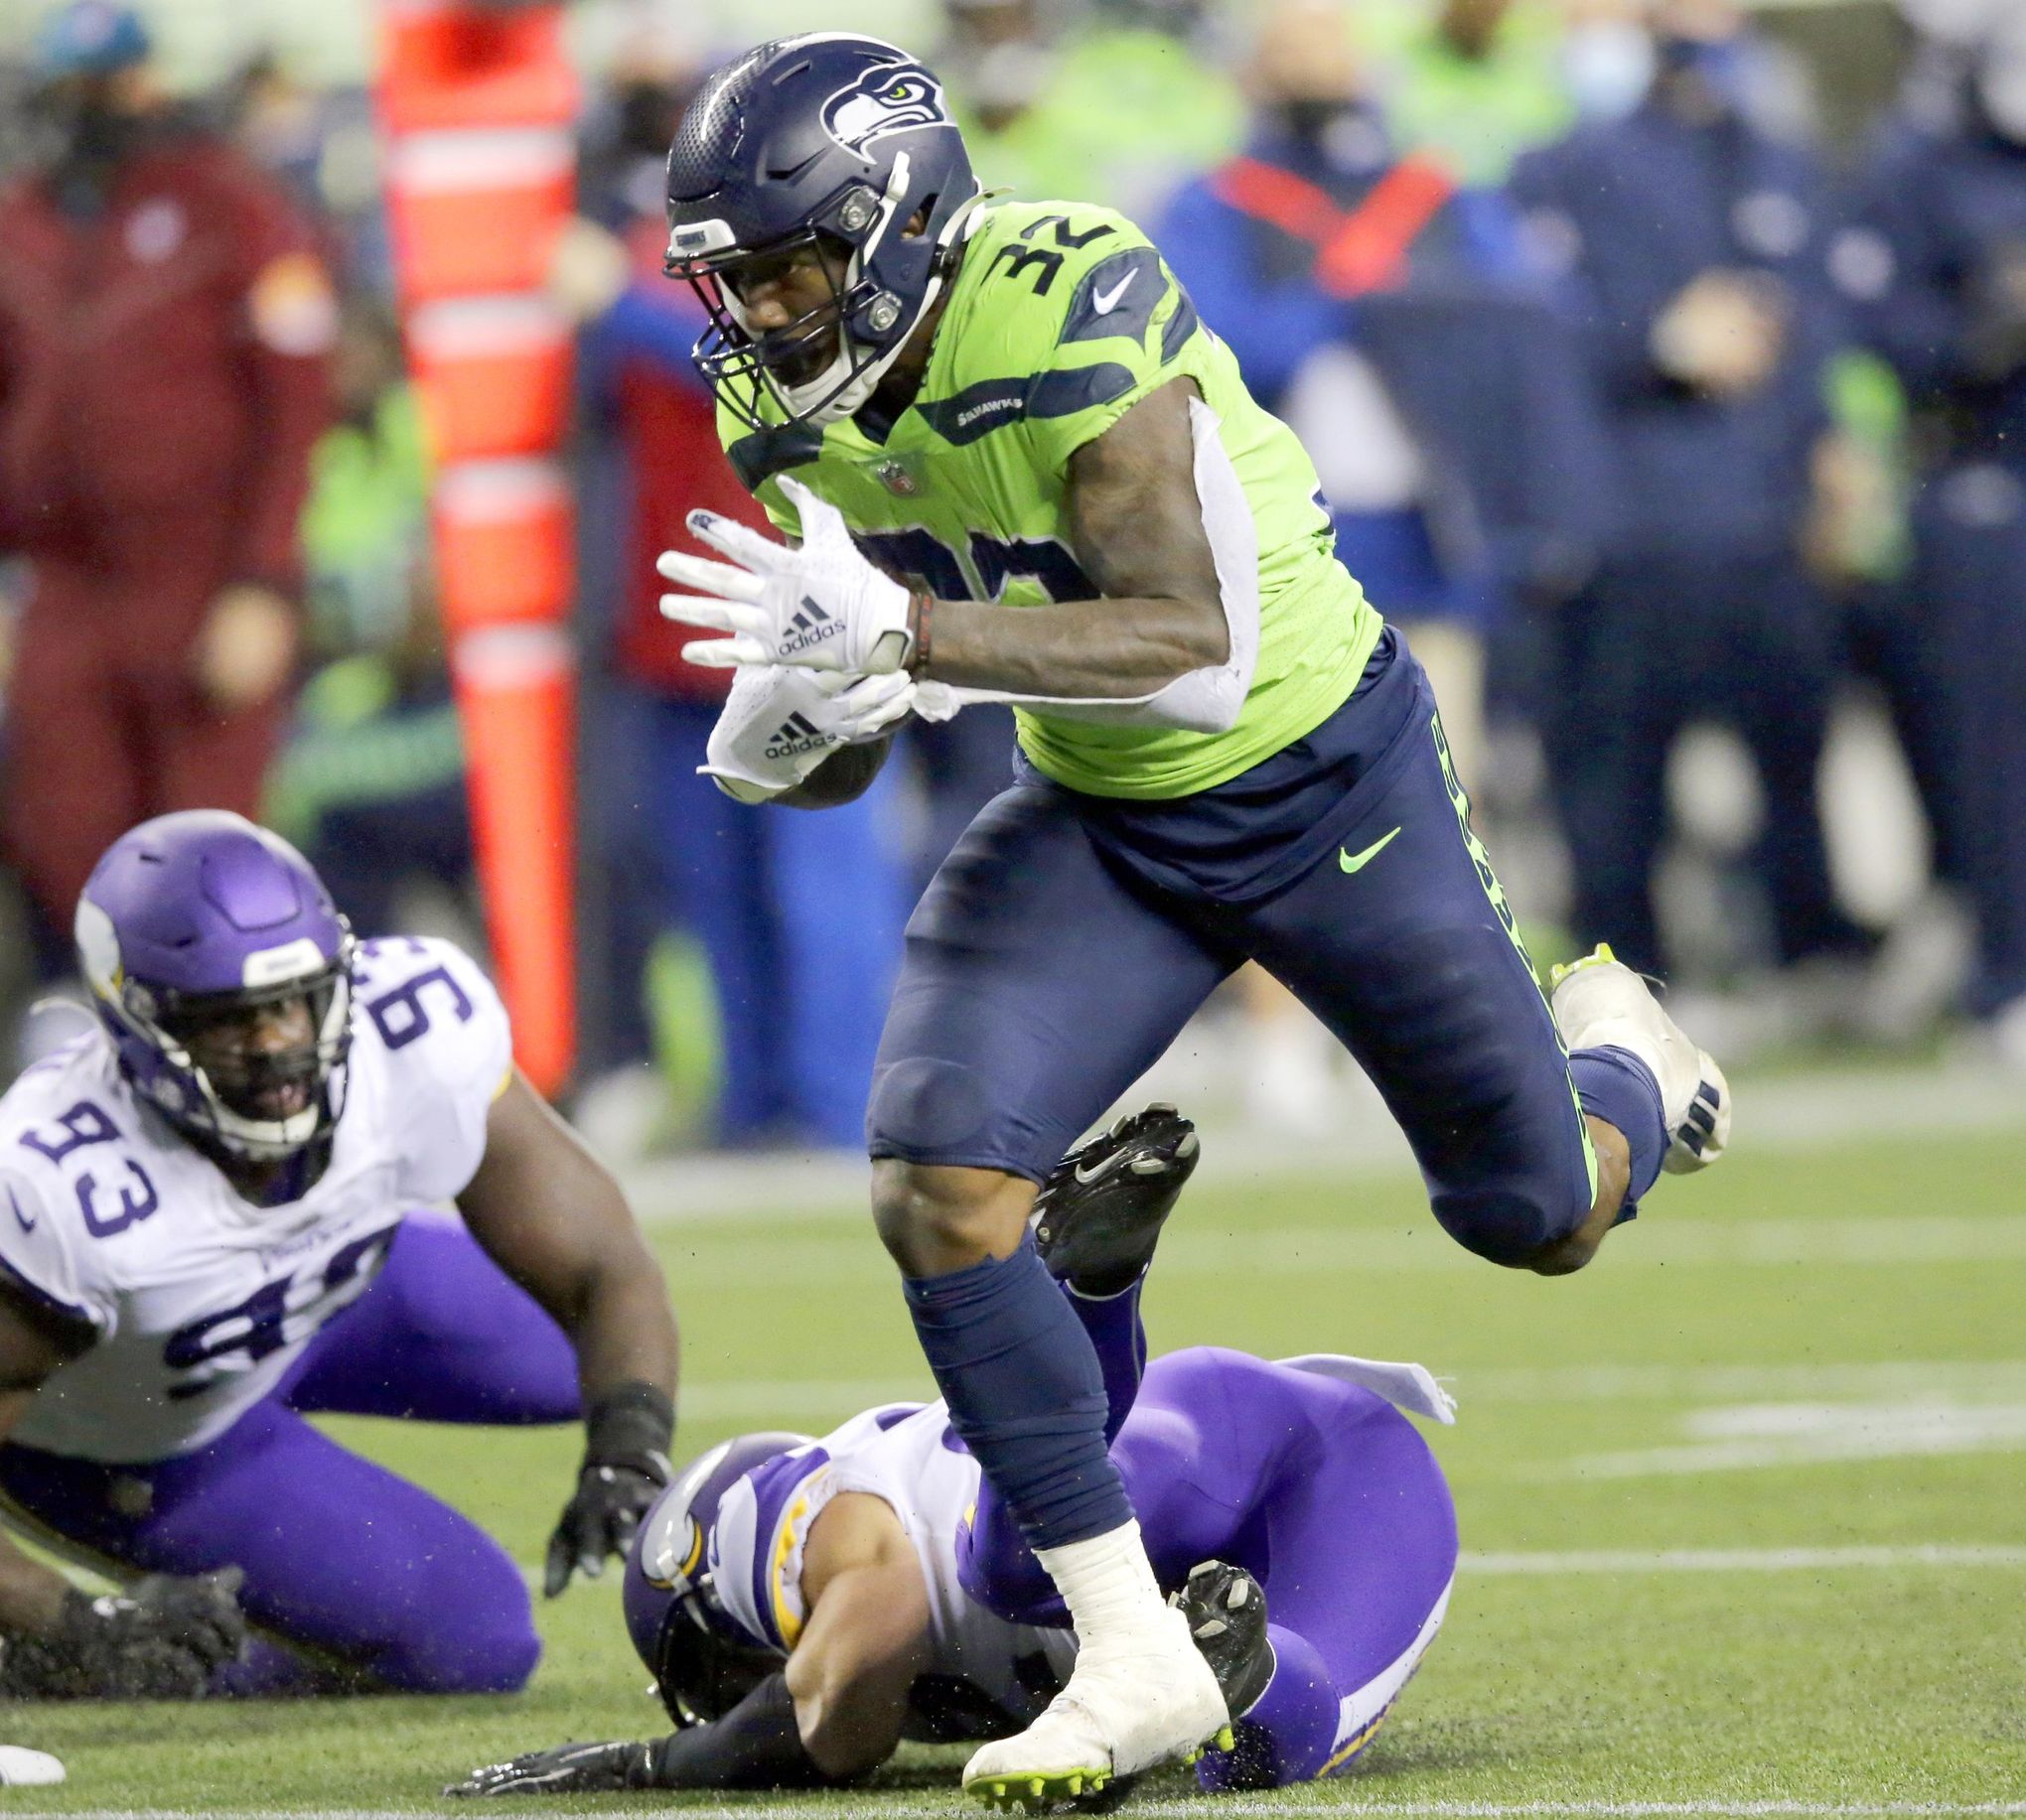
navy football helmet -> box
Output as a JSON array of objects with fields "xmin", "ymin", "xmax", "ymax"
[
  {"xmin": 664, "ymin": 35, "xmax": 982, "ymax": 429},
  {"xmin": 622, "ymin": 1431, "xmax": 809, "ymax": 1727}
]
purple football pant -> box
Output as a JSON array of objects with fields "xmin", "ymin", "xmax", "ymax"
[
  {"xmin": 0, "ymin": 1211, "xmax": 580, "ymax": 1696},
  {"xmin": 959, "ymin": 1283, "xmax": 1458, "ymax": 1787}
]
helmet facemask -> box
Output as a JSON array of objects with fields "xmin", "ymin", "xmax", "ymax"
[
  {"xmin": 671, "ymin": 153, "xmax": 979, "ymax": 430},
  {"xmin": 97, "ymin": 930, "xmax": 356, "ymax": 1164}
]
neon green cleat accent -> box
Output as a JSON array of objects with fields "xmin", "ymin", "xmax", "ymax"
[
  {"xmin": 1548, "ymin": 941, "xmax": 1617, "ymax": 991},
  {"xmin": 965, "ymin": 1767, "xmax": 1112, "ymax": 1812}
]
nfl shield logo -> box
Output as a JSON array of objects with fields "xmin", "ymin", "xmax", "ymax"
[{"xmin": 874, "ymin": 460, "xmax": 920, "ymax": 497}]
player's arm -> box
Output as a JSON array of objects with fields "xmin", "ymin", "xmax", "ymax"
[
  {"xmin": 455, "ymin": 1069, "xmax": 681, "ymax": 1595},
  {"xmin": 447, "ymin": 1492, "xmax": 928, "ymax": 1798},
  {"xmin": 783, "ymin": 1491, "xmax": 934, "ymax": 1776},
  {"xmin": 917, "ymin": 375, "xmax": 1230, "ymax": 698},
  {"xmin": 0, "ymin": 1294, "xmax": 83, "ymax": 1634},
  {"xmin": 0, "ymin": 1290, "xmax": 244, "ymax": 1695}
]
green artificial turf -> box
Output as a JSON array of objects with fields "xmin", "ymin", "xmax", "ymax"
[{"xmin": 4, "ymin": 1122, "xmax": 2023, "ymax": 1815}]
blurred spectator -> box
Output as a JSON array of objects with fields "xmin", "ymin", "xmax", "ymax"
[
  {"xmin": 1157, "ymin": 0, "xmax": 1609, "ymax": 1127},
  {"xmin": 944, "ymin": 0, "xmax": 1246, "ymax": 218},
  {"xmin": 1836, "ymin": 6, "xmax": 2026, "ymax": 1054},
  {"xmin": 0, "ymin": 2, "xmax": 334, "ymax": 982},
  {"xmin": 1159, "ymin": 0, "xmax": 1608, "ymax": 792},
  {"xmin": 1510, "ymin": 0, "xmax": 1867, "ymax": 986},
  {"xmin": 264, "ymin": 296, "xmax": 473, "ymax": 939},
  {"xmin": 576, "ymin": 161, "xmax": 910, "ymax": 1153},
  {"xmin": 1357, "ymin": 0, "xmax": 1573, "ymax": 183}
]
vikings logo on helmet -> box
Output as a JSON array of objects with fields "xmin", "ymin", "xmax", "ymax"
[{"xmin": 820, "ymin": 62, "xmax": 948, "ymax": 155}]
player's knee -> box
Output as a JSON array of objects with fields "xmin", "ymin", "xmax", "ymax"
[
  {"xmin": 375, "ymin": 1600, "xmax": 541, "ymax": 1695},
  {"xmin": 361, "ymin": 1549, "xmax": 542, "ymax": 1694},
  {"xmin": 1431, "ymin": 1185, "xmax": 1585, "ymax": 1271},
  {"xmin": 871, "ymin": 1159, "xmax": 1034, "ymax": 1277},
  {"xmin": 955, "ymin": 1527, "xmax": 1062, "ymax": 1627}
]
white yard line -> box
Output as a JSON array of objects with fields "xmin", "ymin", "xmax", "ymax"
[
  {"xmin": 513, "ymin": 1544, "xmax": 2026, "ymax": 1589},
  {"xmin": 672, "ymin": 1362, "xmax": 2026, "ymax": 1424},
  {"xmin": 9, "ymin": 1803, "xmax": 2023, "ymax": 1819},
  {"xmin": 614, "ymin": 1059, "xmax": 2026, "ymax": 1227},
  {"xmin": 1459, "ymin": 1544, "xmax": 2026, "ymax": 1574}
]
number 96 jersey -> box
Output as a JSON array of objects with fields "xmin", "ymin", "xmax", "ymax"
[{"xmin": 0, "ymin": 937, "xmax": 510, "ymax": 1464}]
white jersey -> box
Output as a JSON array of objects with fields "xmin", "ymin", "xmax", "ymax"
[
  {"xmin": 711, "ymin": 1402, "xmax": 1079, "ymax": 1741},
  {"xmin": 0, "ymin": 937, "xmax": 511, "ymax": 1464}
]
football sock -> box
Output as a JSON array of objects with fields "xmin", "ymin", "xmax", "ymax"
[
  {"xmin": 903, "ymin": 1235, "xmax": 1132, "ymax": 1550},
  {"xmin": 1571, "ymin": 1044, "xmax": 1667, "ymax": 1217},
  {"xmin": 1194, "ymin": 1623, "xmax": 1338, "ymax": 1791},
  {"xmin": 1033, "ymin": 1516, "xmax": 1174, "ymax": 1651},
  {"xmin": 1063, "ymin": 1274, "xmax": 1148, "ymax": 1444}
]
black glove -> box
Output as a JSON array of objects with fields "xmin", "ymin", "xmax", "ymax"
[
  {"xmin": 0, "ymin": 1570, "xmax": 246, "ymax": 1700},
  {"xmin": 543, "ymin": 1380, "xmax": 673, "ymax": 1598},
  {"xmin": 447, "ymin": 1740, "xmax": 655, "ymax": 1797},
  {"xmin": 447, "ymin": 1676, "xmax": 831, "ymax": 1796}
]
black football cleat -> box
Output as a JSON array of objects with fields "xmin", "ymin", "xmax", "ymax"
[
  {"xmin": 1171, "ymin": 1560, "xmax": 1275, "ymax": 1735},
  {"xmin": 1032, "ymin": 1103, "xmax": 1199, "ymax": 1296}
]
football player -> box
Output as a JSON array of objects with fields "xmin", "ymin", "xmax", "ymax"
[
  {"xmin": 450, "ymin": 1108, "xmax": 1458, "ymax": 1800},
  {"xmin": 651, "ymin": 33, "xmax": 1731, "ymax": 1803},
  {"xmin": 0, "ymin": 811, "xmax": 680, "ymax": 1698}
]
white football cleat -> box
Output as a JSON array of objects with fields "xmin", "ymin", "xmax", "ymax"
[
  {"xmin": 962, "ymin": 1605, "xmax": 1230, "ymax": 1811},
  {"xmin": 0, "ymin": 1746, "xmax": 64, "ymax": 1786},
  {"xmin": 1550, "ymin": 944, "xmax": 1731, "ymax": 1174}
]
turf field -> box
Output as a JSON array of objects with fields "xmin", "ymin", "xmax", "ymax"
[{"xmin": 5, "ymin": 1079, "xmax": 2024, "ymax": 1818}]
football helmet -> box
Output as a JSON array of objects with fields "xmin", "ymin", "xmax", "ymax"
[
  {"xmin": 664, "ymin": 34, "xmax": 982, "ymax": 429},
  {"xmin": 622, "ymin": 1431, "xmax": 810, "ymax": 1726},
  {"xmin": 73, "ymin": 811, "xmax": 354, "ymax": 1163}
]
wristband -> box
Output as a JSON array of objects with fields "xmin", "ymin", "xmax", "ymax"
[
  {"xmin": 907, "ymin": 589, "xmax": 934, "ymax": 678},
  {"xmin": 585, "ymin": 1379, "xmax": 675, "ymax": 1471}
]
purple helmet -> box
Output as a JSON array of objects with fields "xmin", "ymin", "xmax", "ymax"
[
  {"xmin": 74, "ymin": 811, "xmax": 355, "ymax": 1162},
  {"xmin": 623, "ymin": 1431, "xmax": 809, "ymax": 1726}
]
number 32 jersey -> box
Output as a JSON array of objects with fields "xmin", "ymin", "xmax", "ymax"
[
  {"xmin": 0, "ymin": 937, "xmax": 509, "ymax": 1464},
  {"xmin": 717, "ymin": 198, "xmax": 1384, "ymax": 803}
]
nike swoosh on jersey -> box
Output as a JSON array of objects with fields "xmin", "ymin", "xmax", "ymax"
[
  {"xmin": 1339, "ymin": 826, "xmax": 1402, "ymax": 874},
  {"xmin": 1091, "ymin": 271, "xmax": 1136, "ymax": 315},
  {"xmin": 9, "ymin": 1190, "xmax": 34, "ymax": 1233}
]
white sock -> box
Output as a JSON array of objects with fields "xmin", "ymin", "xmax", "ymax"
[{"xmin": 1034, "ymin": 1519, "xmax": 1171, "ymax": 1651}]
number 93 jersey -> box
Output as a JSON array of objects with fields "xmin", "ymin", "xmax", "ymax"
[
  {"xmin": 716, "ymin": 198, "xmax": 1383, "ymax": 803},
  {"xmin": 0, "ymin": 937, "xmax": 511, "ymax": 1464}
]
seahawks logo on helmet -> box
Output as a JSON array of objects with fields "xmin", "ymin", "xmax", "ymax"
[{"xmin": 820, "ymin": 63, "xmax": 948, "ymax": 154}]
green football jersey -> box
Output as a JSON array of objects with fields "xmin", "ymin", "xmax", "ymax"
[{"xmin": 716, "ymin": 198, "xmax": 1382, "ymax": 800}]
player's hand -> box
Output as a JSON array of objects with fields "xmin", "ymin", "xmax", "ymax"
[
  {"xmin": 702, "ymin": 664, "xmax": 918, "ymax": 803},
  {"xmin": 544, "ymin": 1462, "xmax": 665, "ymax": 1598},
  {"xmin": 658, "ymin": 477, "xmax": 917, "ymax": 674},
  {"xmin": 446, "ymin": 1739, "xmax": 654, "ymax": 1797},
  {"xmin": 194, "ymin": 583, "xmax": 298, "ymax": 711},
  {"xmin": 0, "ymin": 1571, "xmax": 246, "ymax": 1699}
]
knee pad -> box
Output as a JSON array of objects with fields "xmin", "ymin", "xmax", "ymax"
[
  {"xmin": 366, "ymin": 1556, "xmax": 542, "ymax": 1695},
  {"xmin": 1431, "ymin": 1185, "xmax": 1575, "ymax": 1268},
  {"xmin": 866, "ymin": 1055, "xmax": 995, "ymax": 1158}
]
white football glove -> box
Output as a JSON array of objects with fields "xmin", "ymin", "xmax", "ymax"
[
  {"xmin": 658, "ymin": 477, "xmax": 916, "ymax": 675},
  {"xmin": 700, "ymin": 663, "xmax": 917, "ymax": 803}
]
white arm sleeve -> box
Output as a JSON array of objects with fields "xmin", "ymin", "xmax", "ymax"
[{"xmin": 912, "ymin": 395, "xmax": 1259, "ymax": 734}]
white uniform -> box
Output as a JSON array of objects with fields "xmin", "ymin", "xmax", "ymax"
[
  {"xmin": 711, "ymin": 1402, "xmax": 1080, "ymax": 1739},
  {"xmin": 0, "ymin": 938, "xmax": 510, "ymax": 1465}
]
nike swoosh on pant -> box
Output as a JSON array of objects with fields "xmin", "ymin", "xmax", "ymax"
[{"xmin": 1339, "ymin": 826, "xmax": 1402, "ymax": 874}]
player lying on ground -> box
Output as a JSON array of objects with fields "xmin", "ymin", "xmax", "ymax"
[
  {"xmin": 451, "ymin": 1106, "xmax": 1458, "ymax": 1798},
  {"xmin": 0, "ymin": 811, "xmax": 679, "ymax": 1698},
  {"xmin": 652, "ymin": 32, "xmax": 1731, "ymax": 1803}
]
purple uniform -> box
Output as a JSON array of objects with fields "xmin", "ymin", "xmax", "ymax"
[
  {"xmin": 0, "ymin": 937, "xmax": 581, "ymax": 1694},
  {"xmin": 707, "ymin": 1279, "xmax": 1457, "ymax": 1788}
]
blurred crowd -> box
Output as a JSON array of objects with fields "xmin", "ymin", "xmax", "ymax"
[{"xmin": 2, "ymin": 0, "xmax": 2024, "ymax": 1154}]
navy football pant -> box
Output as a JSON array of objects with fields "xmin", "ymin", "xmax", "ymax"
[
  {"xmin": 0, "ymin": 1212, "xmax": 579, "ymax": 1695},
  {"xmin": 961, "ymin": 1280, "xmax": 1457, "ymax": 1786},
  {"xmin": 870, "ymin": 663, "xmax": 1596, "ymax": 1266}
]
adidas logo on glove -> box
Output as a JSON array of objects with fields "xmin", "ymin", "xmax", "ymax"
[
  {"xmin": 763, "ymin": 712, "xmax": 834, "ymax": 763},
  {"xmin": 777, "ymin": 597, "xmax": 846, "ymax": 657}
]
